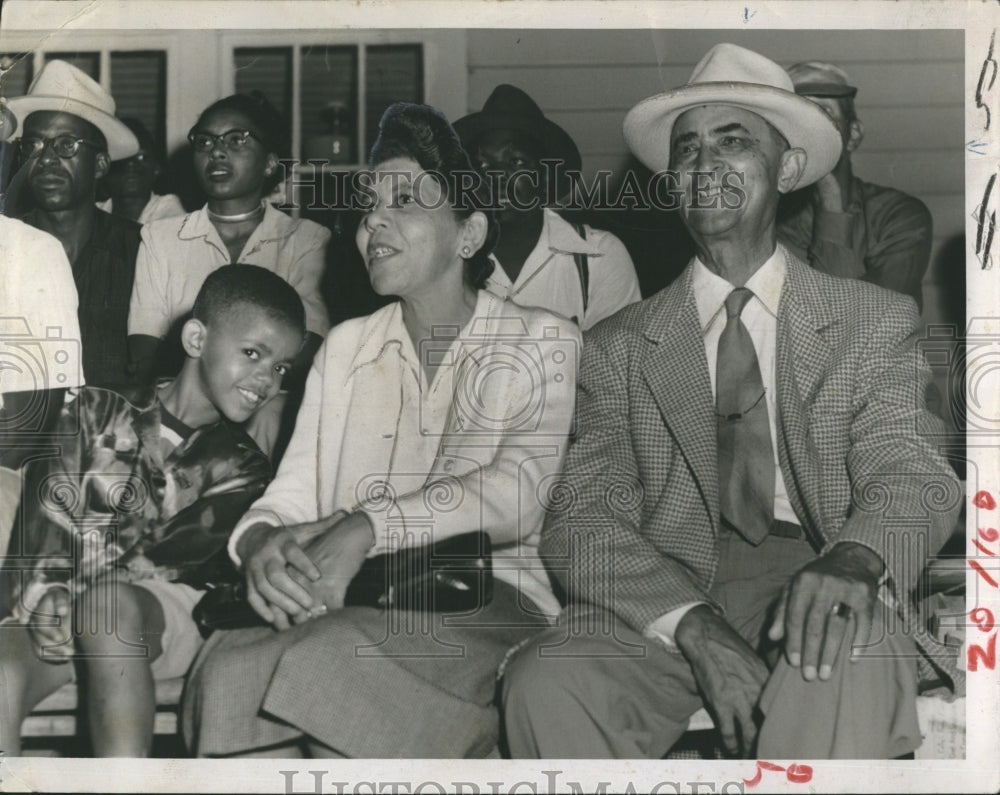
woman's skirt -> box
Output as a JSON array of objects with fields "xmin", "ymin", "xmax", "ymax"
[{"xmin": 181, "ymin": 581, "xmax": 548, "ymax": 757}]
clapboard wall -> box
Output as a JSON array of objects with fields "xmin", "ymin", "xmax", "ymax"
[{"xmin": 465, "ymin": 29, "xmax": 965, "ymax": 329}]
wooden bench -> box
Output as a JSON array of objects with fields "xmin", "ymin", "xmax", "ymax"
[{"xmin": 21, "ymin": 677, "xmax": 185, "ymax": 739}]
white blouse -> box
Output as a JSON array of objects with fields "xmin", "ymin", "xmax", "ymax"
[{"xmin": 229, "ymin": 290, "xmax": 581, "ymax": 619}]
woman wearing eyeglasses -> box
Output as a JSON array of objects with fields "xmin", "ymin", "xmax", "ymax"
[
  {"xmin": 182, "ymin": 102, "xmax": 578, "ymax": 760},
  {"xmin": 127, "ymin": 92, "xmax": 330, "ymax": 458}
]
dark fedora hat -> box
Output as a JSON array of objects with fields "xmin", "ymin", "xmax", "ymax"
[{"xmin": 454, "ymin": 84, "xmax": 582, "ymax": 172}]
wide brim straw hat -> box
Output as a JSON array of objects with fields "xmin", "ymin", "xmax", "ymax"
[
  {"xmin": 623, "ymin": 43, "xmax": 841, "ymax": 189},
  {"xmin": 6, "ymin": 59, "xmax": 139, "ymax": 161}
]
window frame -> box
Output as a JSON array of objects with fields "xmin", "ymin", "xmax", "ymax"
[
  {"xmin": 0, "ymin": 29, "xmax": 185, "ymax": 148},
  {"xmin": 218, "ymin": 29, "xmax": 465, "ymax": 173}
]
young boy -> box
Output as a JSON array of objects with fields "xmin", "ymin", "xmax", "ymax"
[{"xmin": 0, "ymin": 265, "xmax": 306, "ymax": 757}]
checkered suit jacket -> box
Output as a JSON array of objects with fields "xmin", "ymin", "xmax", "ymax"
[{"xmin": 541, "ymin": 249, "xmax": 961, "ymax": 644}]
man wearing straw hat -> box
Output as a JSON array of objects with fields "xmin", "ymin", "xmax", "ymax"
[
  {"xmin": 7, "ymin": 59, "xmax": 141, "ymax": 390},
  {"xmin": 502, "ymin": 43, "xmax": 959, "ymax": 759}
]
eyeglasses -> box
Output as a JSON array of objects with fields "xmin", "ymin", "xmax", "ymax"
[
  {"xmin": 20, "ymin": 135, "xmax": 103, "ymax": 159},
  {"xmin": 187, "ymin": 129, "xmax": 263, "ymax": 153}
]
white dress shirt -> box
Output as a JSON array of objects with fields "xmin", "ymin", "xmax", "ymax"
[
  {"xmin": 647, "ymin": 246, "xmax": 799, "ymax": 647},
  {"xmin": 0, "ymin": 216, "xmax": 84, "ymax": 405},
  {"xmin": 485, "ymin": 209, "xmax": 641, "ymax": 330}
]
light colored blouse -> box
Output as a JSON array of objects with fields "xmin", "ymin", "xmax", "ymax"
[
  {"xmin": 97, "ymin": 192, "xmax": 185, "ymax": 225},
  {"xmin": 128, "ymin": 202, "xmax": 331, "ymax": 339},
  {"xmin": 229, "ymin": 290, "xmax": 580, "ymax": 618}
]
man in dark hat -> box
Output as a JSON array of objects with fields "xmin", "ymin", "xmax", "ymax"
[
  {"xmin": 455, "ymin": 84, "xmax": 640, "ymax": 329},
  {"xmin": 777, "ymin": 61, "xmax": 933, "ymax": 310},
  {"xmin": 8, "ymin": 59, "xmax": 142, "ymax": 391}
]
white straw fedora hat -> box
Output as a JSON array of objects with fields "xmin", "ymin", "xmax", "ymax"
[
  {"xmin": 623, "ymin": 43, "xmax": 841, "ymax": 189},
  {"xmin": 5, "ymin": 60, "xmax": 139, "ymax": 160}
]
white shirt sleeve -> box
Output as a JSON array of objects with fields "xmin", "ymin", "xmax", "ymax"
[
  {"xmin": 645, "ymin": 602, "xmax": 707, "ymax": 649},
  {"xmin": 128, "ymin": 222, "xmax": 174, "ymax": 338},
  {"xmin": 580, "ymin": 227, "xmax": 642, "ymax": 330}
]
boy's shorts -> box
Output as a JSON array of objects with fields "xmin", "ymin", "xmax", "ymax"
[{"xmin": 130, "ymin": 579, "xmax": 206, "ymax": 680}]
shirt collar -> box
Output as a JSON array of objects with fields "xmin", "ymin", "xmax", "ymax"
[
  {"xmin": 178, "ymin": 201, "xmax": 296, "ymax": 245},
  {"xmin": 486, "ymin": 209, "xmax": 602, "ymax": 290},
  {"xmin": 692, "ymin": 244, "xmax": 787, "ymax": 332},
  {"xmin": 348, "ymin": 289, "xmax": 498, "ymax": 375},
  {"xmin": 542, "ymin": 209, "xmax": 603, "ymax": 256}
]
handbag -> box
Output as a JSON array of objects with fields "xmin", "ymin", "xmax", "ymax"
[{"xmin": 192, "ymin": 530, "xmax": 493, "ymax": 635}]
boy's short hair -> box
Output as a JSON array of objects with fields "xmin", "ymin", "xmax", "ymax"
[{"xmin": 192, "ymin": 265, "xmax": 306, "ymax": 340}]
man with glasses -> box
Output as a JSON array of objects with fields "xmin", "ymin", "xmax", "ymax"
[
  {"xmin": 8, "ymin": 59, "xmax": 142, "ymax": 390},
  {"xmin": 127, "ymin": 92, "xmax": 329, "ymax": 460}
]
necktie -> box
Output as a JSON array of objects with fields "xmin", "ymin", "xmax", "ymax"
[{"xmin": 716, "ymin": 287, "xmax": 774, "ymax": 544}]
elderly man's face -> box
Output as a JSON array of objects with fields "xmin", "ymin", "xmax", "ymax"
[
  {"xmin": 23, "ymin": 111, "xmax": 108, "ymax": 213},
  {"xmin": 670, "ymin": 105, "xmax": 795, "ymax": 242}
]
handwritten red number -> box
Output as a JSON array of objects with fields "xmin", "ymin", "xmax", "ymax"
[
  {"xmin": 968, "ymin": 632, "xmax": 997, "ymax": 671},
  {"xmin": 971, "ymin": 606, "xmax": 996, "ymax": 633},
  {"xmin": 974, "ymin": 491, "xmax": 996, "ymax": 510},
  {"xmin": 979, "ymin": 527, "xmax": 999, "ymax": 543},
  {"xmin": 744, "ymin": 764, "xmax": 763, "ymax": 788},
  {"xmin": 786, "ymin": 764, "xmax": 814, "ymax": 784},
  {"xmin": 970, "ymin": 559, "xmax": 999, "ymax": 588},
  {"xmin": 973, "ymin": 539, "xmax": 997, "ymax": 556},
  {"xmin": 744, "ymin": 761, "xmax": 813, "ymax": 788}
]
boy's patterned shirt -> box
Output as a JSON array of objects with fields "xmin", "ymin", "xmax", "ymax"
[{"xmin": 2, "ymin": 384, "xmax": 271, "ymax": 618}]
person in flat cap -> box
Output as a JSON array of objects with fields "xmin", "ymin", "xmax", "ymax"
[
  {"xmin": 777, "ymin": 61, "xmax": 933, "ymax": 310},
  {"xmin": 502, "ymin": 43, "xmax": 959, "ymax": 759},
  {"xmin": 455, "ymin": 84, "xmax": 640, "ymax": 329},
  {"xmin": 7, "ymin": 59, "xmax": 142, "ymax": 390}
]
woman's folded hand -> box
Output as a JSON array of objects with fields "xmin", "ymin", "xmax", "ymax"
[
  {"xmin": 292, "ymin": 512, "xmax": 376, "ymax": 614},
  {"xmin": 241, "ymin": 513, "xmax": 346, "ymax": 630}
]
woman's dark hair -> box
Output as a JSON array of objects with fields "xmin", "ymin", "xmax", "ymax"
[
  {"xmin": 193, "ymin": 92, "xmax": 288, "ymax": 156},
  {"xmin": 368, "ymin": 102, "xmax": 499, "ymax": 289}
]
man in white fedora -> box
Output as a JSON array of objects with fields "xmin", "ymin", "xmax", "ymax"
[
  {"xmin": 7, "ymin": 59, "xmax": 142, "ymax": 390},
  {"xmin": 502, "ymin": 43, "xmax": 959, "ymax": 759}
]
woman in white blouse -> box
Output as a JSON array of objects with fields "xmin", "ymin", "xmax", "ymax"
[{"xmin": 183, "ymin": 103, "xmax": 579, "ymax": 758}]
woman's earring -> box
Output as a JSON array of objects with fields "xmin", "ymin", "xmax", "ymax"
[{"xmin": 461, "ymin": 245, "xmax": 471, "ymax": 257}]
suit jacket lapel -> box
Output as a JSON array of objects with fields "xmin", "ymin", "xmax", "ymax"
[
  {"xmin": 642, "ymin": 268, "xmax": 720, "ymax": 532},
  {"xmin": 775, "ymin": 251, "xmax": 837, "ymax": 546}
]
